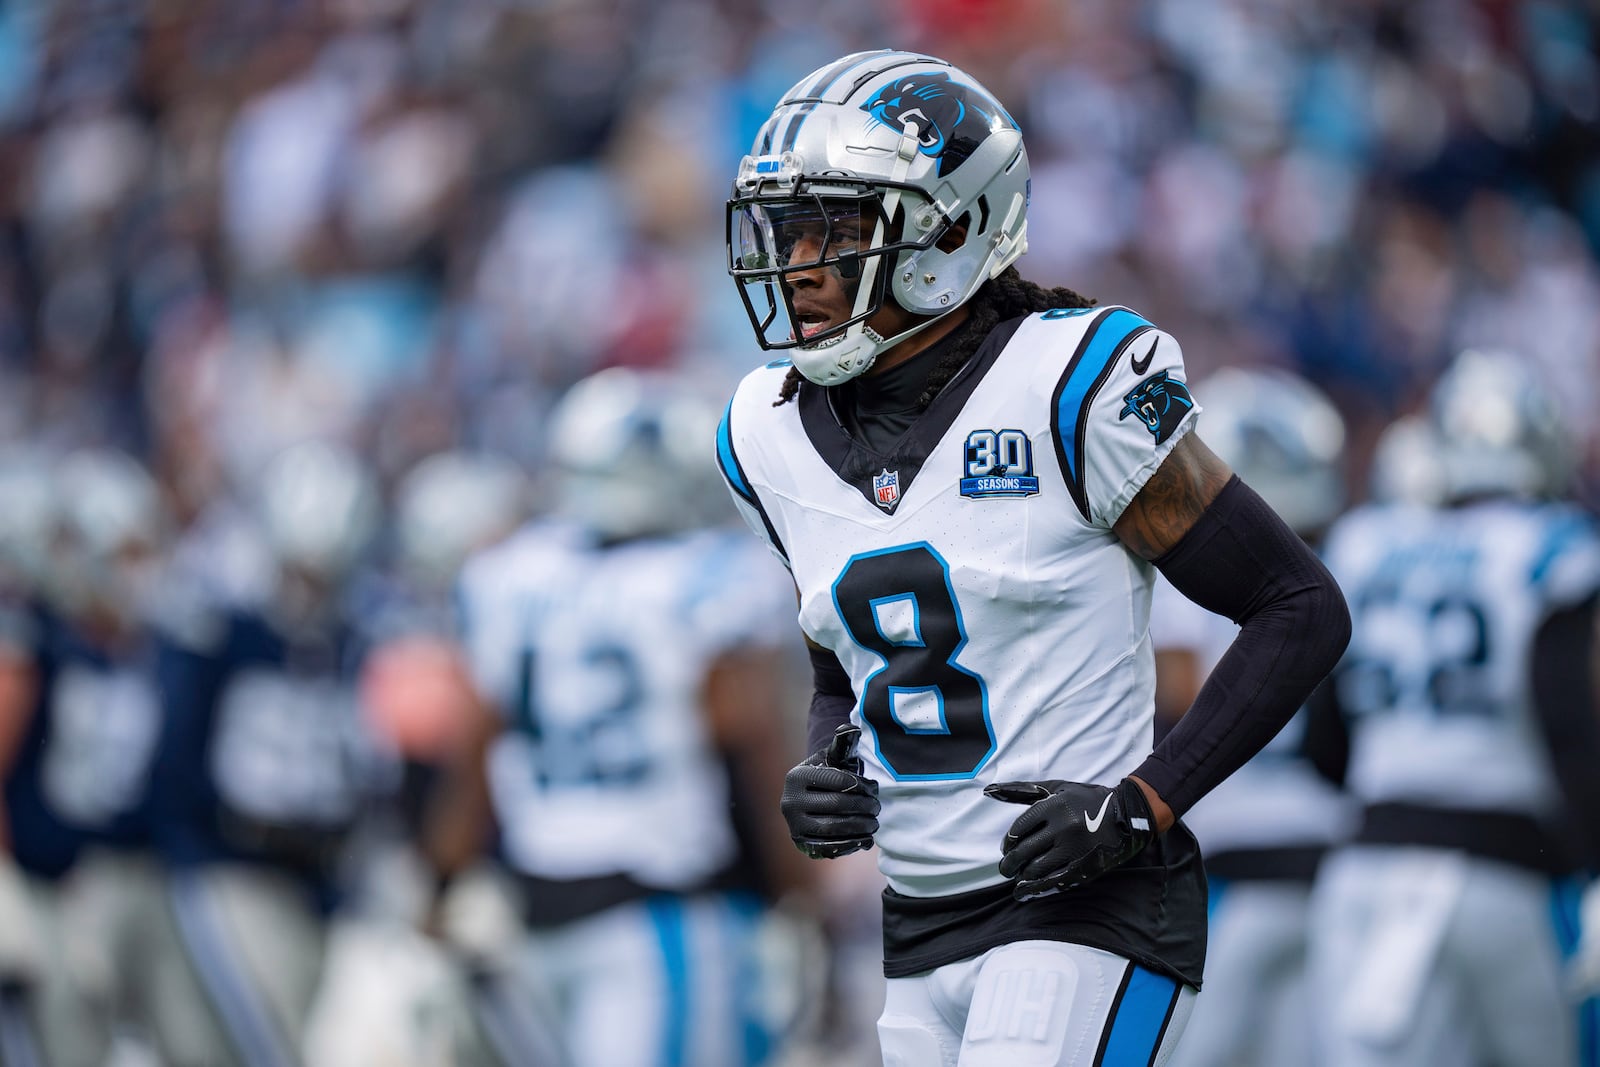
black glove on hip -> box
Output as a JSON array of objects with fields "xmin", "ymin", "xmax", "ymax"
[
  {"xmin": 780, "ymin": 724, "xmax": 880, "ymax": 859},
  {"xmin": 984, "ymin": 777, "xmax": 1156, "ymax": 900}
]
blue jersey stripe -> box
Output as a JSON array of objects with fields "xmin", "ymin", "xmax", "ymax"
[
  {"xmin": 716, "ymin": 401, "xmax": 757, "ymax": 505},
  {"xmin": 1050, "ymin": 307, "xmax": 1155, "ymax": 519},
  {"xmin": 1530, "ymin": 513, "xmax": 1594, "ymax": 586},
  {"xmin": 1099, "ymin": 965, "xmax": 1179, "ymax": 1066}
]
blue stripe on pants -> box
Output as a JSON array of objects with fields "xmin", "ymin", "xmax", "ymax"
[
  {"xmin": 1552, "ymin": 879, "xmax": 1600, "ymax": 1067},
  {"xmin": 169, "ymin": 871, "xmax": 298, "ymax": 1067},
  {"xmin": 1099, "ymin": 965, "xmax": 1178, "ymax": 1067},
  {"xmin": 724, "ymin": 893, "xmax": 773, "ymax": 1066},
  {"xmin": 647, "ymin": 896, "xmax": 690, "ymax": 1067}
]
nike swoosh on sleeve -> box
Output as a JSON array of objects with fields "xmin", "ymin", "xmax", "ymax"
[{"xmin": 1130, "ymin": 336, "xmax": 1159, "ymax": 375}]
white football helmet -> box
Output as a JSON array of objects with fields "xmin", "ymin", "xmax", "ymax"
[
  {"xmin": 1429, "ymin": 348, "xmax": 1572, "ymax": 502},
  {"xmin": 1196, "ymin": 366, "xmax": 1347, "ymax": 537},
  {"xmin": 728, "ymin": 50, "xmax": 1030, "ymax": 384},
  {"xmin": 395, "ymin": 451, "xmax": 529, "ymax": 586},
  {"xmin": 547, "ymin": 367, "xmax": 724, "ymax": 542},
  {"xmin": 1369, "ymin": 414, "xmax": 1446, "ymax": 506},
  {"xmin": 50, "ymin": 448, "xmax": 170, "ymax": 620},
  {"xmin": 255, "ymin": 440, "xmax": 381, "ymax": 584}
]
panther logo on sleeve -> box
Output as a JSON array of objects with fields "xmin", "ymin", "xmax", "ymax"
[
  {"xmin": 860, "ymin": 71, "xmax": 1016, "ymax": 176},
  {"xmin": 1119, "ymin": 370, "xmax": 1194, "ymax": 444}
]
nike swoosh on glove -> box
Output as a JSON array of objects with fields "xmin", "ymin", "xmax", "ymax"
[
  {"xmin": 780, "ymin": 724, "xmax": 880, "ymax": 859},
  {"xmin": 983, "ymin": 777, "xmax": 1156, "ymax": 900}
]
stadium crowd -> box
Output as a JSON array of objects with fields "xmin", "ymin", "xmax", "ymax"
[{"xmin": 0, "ymin": 0, "xmax": 1598, "ymax": 1065}]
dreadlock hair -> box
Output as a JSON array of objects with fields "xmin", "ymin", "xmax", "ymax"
[{"xmin": 773, "ymin": 266, "xmax": 1097, "ymax": 406}]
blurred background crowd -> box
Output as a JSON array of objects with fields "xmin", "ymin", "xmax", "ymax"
[
  {"xmin": 1, "ymin": 0, "xmax": 1599, "ymax": 1065},
  {"xmin": 3, "ymin": 0, "xmax": 1599, "ymax": 499}
]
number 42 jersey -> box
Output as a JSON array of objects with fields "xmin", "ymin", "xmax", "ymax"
[
  {"xmin": 1324, "ymin": 498, "xmax": 1600, "ymax": 818},
  {"xmin": 718, "ymin": 307, "xmax": 1203, "ymax": 899}
]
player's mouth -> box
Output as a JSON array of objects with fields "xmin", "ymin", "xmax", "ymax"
[{"xmin": 794, "ymin": 307, "xmax": 833, "ymax": 340}]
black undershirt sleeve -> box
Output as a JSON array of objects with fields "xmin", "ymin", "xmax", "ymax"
[
  {"xmin": 806, "ymin": 644, "xmax": 857, "ymax": 756},
  {"xmin": 1531, "ymin": 592, "xmax": 1600, "ymax": 869},
  {"xmin": 1135, "ymin": 475, "xmax": 1352, "ymax": 816},
  {"xmin": 1301, "ymin": 677, "xmax": 1351, "ymax": 788}
]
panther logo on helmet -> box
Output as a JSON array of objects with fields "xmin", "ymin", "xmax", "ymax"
[{"xmin": 860, "ymin": 71, "xmax": 1014, "ymax": 176}]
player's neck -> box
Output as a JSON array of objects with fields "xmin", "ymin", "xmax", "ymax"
[{"xmin": 867, "ymin": 305, "xmax": 972, "ymax": 377}]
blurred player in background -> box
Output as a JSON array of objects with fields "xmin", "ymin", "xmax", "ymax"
[
  {"xmin": 149, "ymin": 438, "xmax": 396, "ymax": 1067},
  {"xmin": 359, "ymin": 449, "xmax": 533, "ymax": 896},
  {"xmin": 0, "ymin": 448, "xmax": 157, "ymax": 1067},
  {"xmin": 1147, "ymin": 369, "xmax": 1357, "ymax": 1067},
  {"xmin": 304, "ymin": 448, "xmax": 534, "ymax": 1067},
  {"xmin": 719, "ymin": 48, "xmax": 1350, "ymax": 1066},
  {"xmin": 1309, "ymin": 349, "xmax": 1600, "ymax": 1067},
  {"xmin": 429, "ymin": 367, "xmax": 812, "ymax": 1067},
  {"xmin": 42, "ymin": 451, "xmax": 175, "ymax": 1067}
]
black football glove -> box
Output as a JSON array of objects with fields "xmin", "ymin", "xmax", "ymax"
[
  {"xmin": 984, "ymin": 777, "xmax": 1156, "ymax": 900},
  {"xmin": 780, "ymin": 724, "xmax": 880, "ymax": 859}
]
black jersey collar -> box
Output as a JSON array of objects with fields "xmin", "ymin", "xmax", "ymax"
[{"xmin": 796, "ymin": 315, "xmax": 1028, "ymax": 514}]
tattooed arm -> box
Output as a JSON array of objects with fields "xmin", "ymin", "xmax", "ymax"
[
  {"xmin": 1113, "ymin": 434, "xmax": 1234, "ymax": 560},
  {"xmin": 1114, "ymin": 433, "xmax": 1351, "ymax": 829}
]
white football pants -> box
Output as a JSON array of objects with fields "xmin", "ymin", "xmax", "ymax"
[
  {"xmin": 1167, "ymin": 879, "xmax": 1315, "ymax": 1067},
  {"xmin": 877, "ymin": 939, "xmax": 1195, "ymax": 1067},
  {"xmin": 1309, "ymin": 846, "xmax": 1575, "ymax": 1067}
]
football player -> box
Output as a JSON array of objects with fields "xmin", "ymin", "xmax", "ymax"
[
  {"xmin": 717, "ymin": 49, "xmax": 1350, "ymax": 1066},
  {"xmin": 1146, "ymin": 368, "xmax": 1357, "ymax": 1067},
  {"xmin": 304, "ymin": 449, "xmax": 533, "ymax": 1067},
  {"xmin": 429, "ymin": 367, "xmax": 812, "ymax": 1067},
  {"xmin": 148, "ymin": 439, "xmax": 394, "ymax": 1067},
  {"xmin": 0, "ymin": 447, "xmax": 134, "ymax": 1067},
  {"xmin": 1308, "ymin": 349, "xmax": 1600, "ymax": 1067}
]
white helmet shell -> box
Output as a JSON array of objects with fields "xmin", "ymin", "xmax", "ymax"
[
  {"xmin": 728, "ymin": 50, "xmax": 1030, "ymax": 384},
  {"xmin": 1196, "ymin": 366, "xmax": 1347, "ymax": 536},
  {"xmin": 255, "ymin": 440, "xmax": 380, "ymax": 582},
  {"xmin": 1369, "ymin": 414, "xmax": 1447, "ymax": 506},
  {"xmin": 1429, "ymin": 348, "xmax": 1572, "ymax": 502},
  {"xmin": 547, "ymin": 367, "xmax": 723, "ymax": 542},
  {"xmin": 49, "ymin": 448, "xmax": 170, "ymax": 621},
  {"xmin": 396, "ymin": 451, "xmax": 529, "ymax": 586}
]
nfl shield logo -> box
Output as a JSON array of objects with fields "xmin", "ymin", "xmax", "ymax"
[{"xmin": 872, "ymin": 468, "xmax": 900, "ymax": 509}]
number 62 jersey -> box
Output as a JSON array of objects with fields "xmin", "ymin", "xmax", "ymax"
[{"xmin": 717, "ymin": 307, "xmax": 1202, "ymax": 900}]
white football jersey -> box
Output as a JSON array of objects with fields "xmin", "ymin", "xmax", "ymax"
[
  {"xmin": 1149, "ymin": 578, "xmax": 1355, "ymax": 854},
  {"xmin": 458, "ymin": 520, "xmax": 795, "ymax": 888},
  {"xmin": 1322, "ymin": 499, "xmax": 1600, "ymax": 815},
  {"xmin": 718, "ymin": 307, "xmax": 1201, "ymax": 897}
]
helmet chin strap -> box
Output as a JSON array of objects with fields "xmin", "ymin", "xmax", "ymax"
[{"xmin": 794, "ymin": 120, "xmax": 953, "ymax": 386}]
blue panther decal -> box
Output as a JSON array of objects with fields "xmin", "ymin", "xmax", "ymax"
[
  {"xmin": 861, "ymin": 71, "xmax": 1016, "ymax": 176},
  {"xmin": 1119, "ymin": 370, "xmax": 1194, "ymax": 444}
]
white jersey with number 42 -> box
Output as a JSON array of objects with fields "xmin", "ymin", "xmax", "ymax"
[
  {"xmin": 1324, "ymin": 498, "xmax": 1600, "ymax": 815},
  {"xmin": 458, "ymin": 521, "xmax": 795, "ymax": 889},
  {"xmin": 718, "ymin": 307, "xmax": 1202, "ymax": 897}
]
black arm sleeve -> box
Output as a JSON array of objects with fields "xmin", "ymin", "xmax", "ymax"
[
  {"xmin": 1531, "ymin": 592, "xmax": 1600, "ymax": 869},
  {"xmin": 1301, "ymin": 678, "xmax": 1351, "ymax": 788},
  {"xmin": 807, "ymin": 644, "xmax": 857, "ymax": 756},
  {"xmin": 1134, "ymin": 475, "xmax": 1352, "ymax": 816}
]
